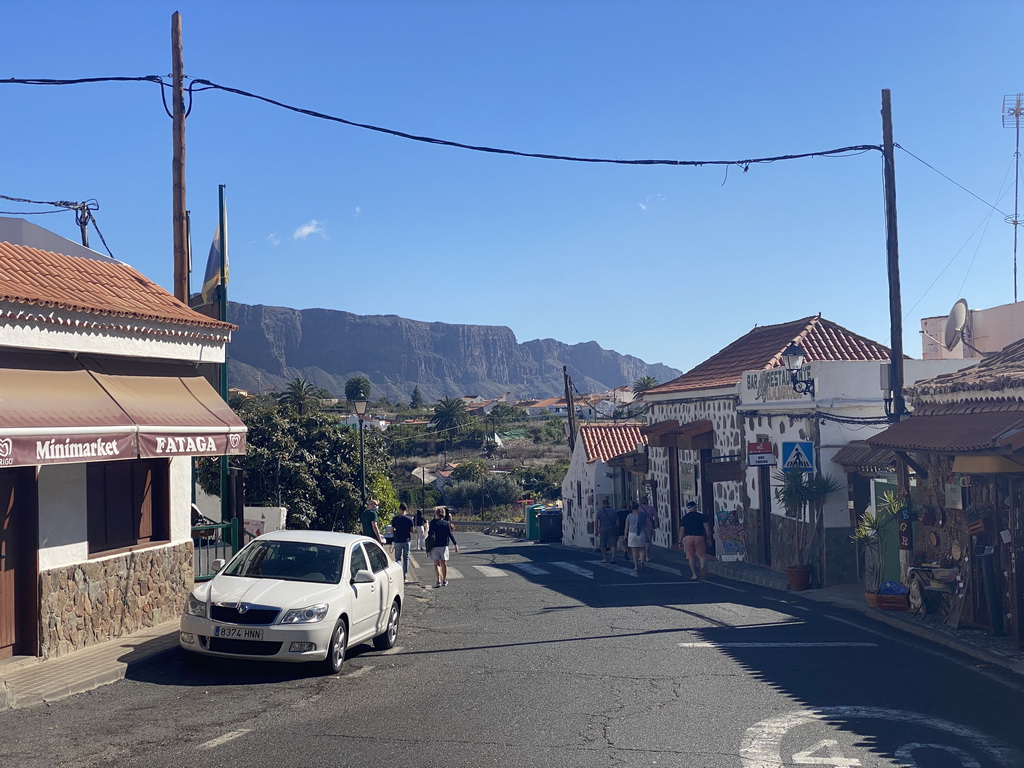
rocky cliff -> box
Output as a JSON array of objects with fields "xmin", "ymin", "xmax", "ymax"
[{"xmin": 225, "ymin": 302, "xmax": 681, "ymax": 402}]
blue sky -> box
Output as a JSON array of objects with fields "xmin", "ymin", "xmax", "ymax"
[{"xmin": 4, "ymin": 2, "xmax": 1023, "ymax": 375}]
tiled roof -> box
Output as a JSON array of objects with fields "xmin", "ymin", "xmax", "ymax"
[
  {"xmin": 0, "ymin": 241, "xmax": 234, "ymax": 330},
  {"xmin": 831, "ymin": 440, "xmax": 896, "ymax": 470},
  {"xmin": 913, "ymin": 336, "xmax": 1024, "ymax": 396},
  {"xmin": 867, "ymin": 401, "xmax": 1024, "ymax": 452},
  {"xmin": 579, "ymin": 422, "xmax": 647, "ymax": 463},
  {"xmin": 644, "ymin": 315, "xmax": 891, "ymax": 396}
]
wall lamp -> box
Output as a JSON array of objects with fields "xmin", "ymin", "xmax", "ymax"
[{"xmin": 781, "ymin": 342, "xmax": 815, "ymax": 398}]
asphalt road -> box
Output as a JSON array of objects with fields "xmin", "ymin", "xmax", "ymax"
[{"xmin": 2, "ymin": 532, "xmax": 1023, "ymax": 768}]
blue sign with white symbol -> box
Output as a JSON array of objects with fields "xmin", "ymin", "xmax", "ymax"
[{"xmin": 781, "ymin": 441, "xmax": 815, "ymax": 473}]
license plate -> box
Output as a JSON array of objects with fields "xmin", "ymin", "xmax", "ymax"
[{"xmin": 213, "ymin": 625, "xmax": 264, "ymax": 640}]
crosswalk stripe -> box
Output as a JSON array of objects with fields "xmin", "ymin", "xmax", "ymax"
[
  {"xmin": 511, "ymin": 562, "xmax": 550, "ymax": 576},
  {"xmin": 473, "ymin": 565, "xmax": 508, "ymax": 577},
  {"xmin": 591, "ymin": 561, "xmax": 638, "ymax": 577},
  {"xmin": 551, "ymin": 562, "xmax": 594, "ymax": 579},
  {"xmin": 643, "ymin": 562, "xmax": 682, "ymax": 577},
  {"xmin": 444, "ymin": 567, "xmax": 464, "ymax": 579},
  {"xmin": 678, "ymin": 642, "xmax": 878, "ymax": 648}
]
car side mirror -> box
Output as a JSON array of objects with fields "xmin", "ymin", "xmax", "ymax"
[
  {"xmin": 211, "ymin": 558, "xmax": 226, "ymax": 573},
  {"xmin": 351, "ymin": 568, "xmax": 375, "ymax": 584}
]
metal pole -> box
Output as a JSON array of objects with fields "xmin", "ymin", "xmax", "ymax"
[
  {"xmin": 881, "ymin": 89, "xmax": 906, "ymax": 419},
  {"xmin": 218, "ymin": 184, "xmax": 230, "ymax": 523},
  {"xmin": 359, "ymin": 417, "xmax": 366, "ymax": 508}
]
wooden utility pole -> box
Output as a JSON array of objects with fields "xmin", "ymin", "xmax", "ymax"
[
  {"xmin": 881, "ymin": 89, "xmax": 906, "ymax": 419},
  {"xmin": 564, "ymin": 366, "xmax": 576, "ymax": 450},
  {"xmin": 171, "ymin": 12, "xmax": 189, "ymax": 302}
]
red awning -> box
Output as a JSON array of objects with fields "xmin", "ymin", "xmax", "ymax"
[{"xmin": 0, "ymin": 350, "xmax": 246, "ymax": 467}]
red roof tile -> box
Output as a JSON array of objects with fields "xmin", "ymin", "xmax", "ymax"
[
  {"xmin": 579, "ymin": 423, "xmax": 647, "ymax": 463},
  {"xmin": 867, "ymin": 401, "xmax": 1024, "ymax": 452},
  {"xmin": 0, "ymin": 241, "xmax": 234, "ymax": 330},
  {"xmin": 913, "ymin": 336, "xmax": 1024, "ymax": 396},
  {"xmin": 645, "ymin": 315, "xmax": 891, "ymax": 396}
]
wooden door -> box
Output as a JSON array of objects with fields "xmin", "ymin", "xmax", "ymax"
[{"xmin": 0, "ymin": 471, "xmax": 18, "ymax": 658}]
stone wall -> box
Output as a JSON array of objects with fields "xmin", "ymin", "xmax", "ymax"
[{"xmin": 39, "ymin": 542, "xmax": 193, "ymax": 659}]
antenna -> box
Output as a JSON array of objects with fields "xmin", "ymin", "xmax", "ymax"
[
  {"xmin": 943, "ymin": 299, "xmax": 969, "ymax": 350},
  {"xmin": 1002, "ymin": 94, "xmax": 1023, "ymax": 302}
]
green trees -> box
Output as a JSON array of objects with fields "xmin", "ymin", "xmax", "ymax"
[
  {"xmin": 410, "ymin": 385, "xmax": 424, "ymax": 409},
  {"xmin": 430, "ymin": 397, "xmax": 471, "ymax": 446},
  {"xmin": 278, "ymin": 378, "xmax": 320, "ymax": 416},
  {"xmin": 345, "ymin": 375, "xmax": 372, "ymax": 403},
  {"xmin": 632, "ymin": 376, "xmax": 659, "ymax": 395}
]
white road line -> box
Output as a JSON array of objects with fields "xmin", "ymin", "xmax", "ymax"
[
  {"xmin": 679, "ymin": 641, "xmax": 878, "ymax": 648},
  {"xmin": 605, "ymin": 581, "xmax": 691, "ymax": 587},
  {"xmin": 707, "ymin": 581, "xmax": 746, "ymax": 593},
  {"xmin": 409, "ymin": 556, "xmax": 421, "ymax": 569},
  {"xmin": 590, "ymin": 561, "xmax": 638, "ymax": 577},
  {"xmin": 551, "ymin": 561, "xmax": 594, "ymax": 579},
  {"xmin": 199, "ymin": 729, "xmax": 252, "ymax": 750},
  {"xmin": 643, "ymin": 562, "xmax": 683, "ymax": 576},
  {"xmin": 444, "ymin": 567, "xmax": 464, "ymax": 579},
  {"xmin": 510, "ymin": 562, "xmax": 549, "ymax": 576},
  {"xmin": 472, "ymin": 565, "xmax": 508, "ymax": 577}
]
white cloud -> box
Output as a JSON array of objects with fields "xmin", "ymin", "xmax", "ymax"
[
  {"xmin": 293, "ymin": 219, "xmax": 326, "ymax": 240},
  {"xmin": 267, "ymin": 233, "xmax": 281, "ymax": 246},
  {"xmin": 637, "ymin": 193, "xmax": 665, "ymax": 211},
  {"xmin": 353, "ymin": 206, "xmax": 362, "ymax": 217}
]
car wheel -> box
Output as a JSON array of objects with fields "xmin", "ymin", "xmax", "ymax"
[
  {"xmin": 321, "ymin": 618, "xmax": 347, "ymax": 674},
  {"xmin": 373, "ymin": 601, "xmax": 400, "ymax": 650}
]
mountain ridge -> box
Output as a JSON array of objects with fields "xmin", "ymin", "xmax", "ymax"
[{"xmin": 224, "ymin": 301, "xmax": 681, "ymax": 403}]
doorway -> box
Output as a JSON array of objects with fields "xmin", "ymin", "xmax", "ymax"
[{"xmin": 0, "ymin": 467, "xmax": 38, "ymax": 659}]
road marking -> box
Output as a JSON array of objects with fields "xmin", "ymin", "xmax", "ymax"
[
  {"xmin": 591, "ymin": 561, "xmax": 637, "ymax": 577},
  {"xmin": 199, "ymin": 729, "xmax": 252, "ymax": 750},
  {"xmin": 409, "ymin": 556, "xmax": 421, "ymax": 569},
  {"xmin": 604, "ymin": 581, "xmax": 691, "ymax": 587},
  {"xmin": 707, "ymin": 581, "xmax": 745, "ymax": 593},
  {"xmin": 344, "ymin": 665, "xmax": 373, "ymax": 678},
  {"xmin": 551, "ymin": 561, "xmax": 594, "ymax": 578},
  {"xmin": 679, "ymin": 642, "xmax": 877, "ymax": 648},
  {"xmin": 740, "ymin": 707, "xmax": 1024, "ymax": 767},
  {"xmin": 643, "ymin": 562, "xmax": 682, "ymax": 576},
  {"xmin": 472, "ymin": 565, "xmax": 507, "ymax": 577},
  {"xmin": 511, "ymin": 562, "xmax": 549, "ymax": 576},
  {"xmin": 444, "ymin": 567, "xmax": 463, "ymax": 579}
]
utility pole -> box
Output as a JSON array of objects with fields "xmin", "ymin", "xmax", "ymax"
[
  {"xmin": 564, "ymin": 366, "xmax": 576, "ymax": 450},
  {"xmin": 881, "ymin": 89, "xmax": 906, "ymax": 420},
  {"xmin": 171, "ymin": 12, "xmax": 189, "ymax": 302}
]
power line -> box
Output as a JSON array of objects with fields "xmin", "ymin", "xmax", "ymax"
[{"xmin": 896, "ymin": 143, "xmax": 1008, "ymax": 216}]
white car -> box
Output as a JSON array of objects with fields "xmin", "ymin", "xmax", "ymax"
[{"xmin": 180, "ymin": 530, "xmax": 403, "ymax": 674}]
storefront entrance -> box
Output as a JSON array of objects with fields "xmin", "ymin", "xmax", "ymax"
[{"xmin": 0, "ymin": 467, "xmax": 38, "ymax": 658}]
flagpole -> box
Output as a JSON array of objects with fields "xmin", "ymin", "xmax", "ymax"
[{"xmin": 218, "ymin": 184, "xmax": 230, "ymax": 524}]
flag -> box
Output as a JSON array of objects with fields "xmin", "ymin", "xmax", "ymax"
[{"xmin": 200, "ymin": 223, "xmax": 228, "ymax": 306}]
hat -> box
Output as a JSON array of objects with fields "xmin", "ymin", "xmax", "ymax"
[{"xmin": 686, "ymin": 501, "xmax": 697, "ymax": 508}]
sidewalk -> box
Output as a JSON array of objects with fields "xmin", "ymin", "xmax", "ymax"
[{"xmin": 3, "ymin": 545, "xmax": 1023, "ymax": 711}]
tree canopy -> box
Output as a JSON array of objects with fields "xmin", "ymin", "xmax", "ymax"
[
  {"xmin": 632, "ymin": 376, "xmax": 659, "ymax": 395},
  {"xmin": 345, "ymin": 375, "xmax": 372, "ymax": 403}
]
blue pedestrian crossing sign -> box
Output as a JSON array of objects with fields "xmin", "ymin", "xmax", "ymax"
[{"xmin": 781, "ymin": 441, "xmax": 815, "ymax": 472}]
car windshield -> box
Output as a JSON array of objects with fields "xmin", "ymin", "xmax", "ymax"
[{"xmin": 223, "ymin": 540, "xmax": 345, "ymax": 584}]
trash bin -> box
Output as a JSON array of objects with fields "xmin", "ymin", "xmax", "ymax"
[
  {"xmin": 526, "ymin": 504, "xmax": 544, "ymax": 541},
  {"xmin": 538, "ymin": 510, "xmax": 563, "ymax": 542}
]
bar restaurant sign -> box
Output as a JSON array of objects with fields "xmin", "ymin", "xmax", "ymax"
[{"xmin": 744, "ymin": 367, "xmax": 812, "ymax": 403}]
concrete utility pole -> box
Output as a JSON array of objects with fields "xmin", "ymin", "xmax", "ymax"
[
  {"xmin": 881, "ymin": 89, "xmax": 906, "ymax": 419},
  {"xmin": 171, "ymin": 12, "xmax": 189, "ymax": 302}
]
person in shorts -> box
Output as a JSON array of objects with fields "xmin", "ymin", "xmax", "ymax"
[
  {"xmin": 624, "ymin": 502, "xmax": 651, "ymax": 573},
  {"xmin": 596, "ymin": 500, "xmax": 619, "ymax": 563},
  {"xmin": 679, "ymin": 501, "xmax": 712, "ymax": 580},
  {"xmin": 427, "ymin": 507, "xmax": 459, "ymax": 587},
  {"xmin": 390, "ymin": 503, "xmax": 414, "ymax": 582}
]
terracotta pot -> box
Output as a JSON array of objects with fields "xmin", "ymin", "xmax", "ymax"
[{"xmin": 786, "ymin": 566, "xmax": 811, "ymax": 591}]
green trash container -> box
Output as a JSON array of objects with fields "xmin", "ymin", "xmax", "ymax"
[
  {"xmin": 538, "ymin": 510, "xmax": 563, "ymax": 542},
  {"xmin": 526, "ymin": 504, "xmax": 544, "ymax": 540}
]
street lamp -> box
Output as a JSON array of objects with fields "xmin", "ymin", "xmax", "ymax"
[
  {"xmin": 781, "ymin": 342, "xmax": 815, "ymax": 398},
  {"xmin": 353, "ymin": 398, "xmax": 368, "ymax": 509}
]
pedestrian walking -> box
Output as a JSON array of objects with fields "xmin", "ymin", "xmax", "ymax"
[
  {"xmin": 640, "ymin": 502, "xmax": 659, "ymax": 562},
  {"xmin": 427, "ymin": 507, "xmax": 459, "ymax": 587},
  {"xmin": 615, "ymin": 505, "xmax": 631, "ymax": 563},
  {"xmin": 390, "ymin": 503, "xmax": 414, "ymax": 582},
  {"xmin": 360, "ymin": 498, "xmax": 384, "ymax": 544},
  {"xmin": 414, "ymin": 508, "xmax": 428, "ymax": 550},
  {"xmin": 679, "ymin": 501, "xmax": 712, "ymax": 580},
  {"xmin": 624, "ymin": 502, "xmax": 651, "ymax": 573},
  {"xmin": 596, "ymin": 499, "xmax": 619, "ymax": 563},
  {"xmin": 444, "ymin": 507, "xmax": 456, "ymax": 532}
]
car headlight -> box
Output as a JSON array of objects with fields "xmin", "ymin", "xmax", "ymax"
[
  {"xmin": 186, "ymin": 593, "xmax": 207, "ymax": 618},
  {"xmin": 280, "ymin": 604, "xmax": 329, "ymax": 624}
]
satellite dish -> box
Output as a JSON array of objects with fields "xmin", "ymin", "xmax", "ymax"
[{"xmin": 943, "ymin": 299, "xmax": 970, "ymax": 350}]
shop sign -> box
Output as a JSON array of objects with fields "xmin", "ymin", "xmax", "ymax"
[
  {"xmin": 138, "ymin": 431, "xmax": 247, "ymax": 458},
  {"xmin": 747, "ymin": 441, "xmax": 776, "ymax": 466},
  {"xmin": 0, "ymin": 433, "xmax": 136, "ymax": 467},
  {"xmin": 745, "ymin": 367, "xmax": 812, "ymax": 403}
]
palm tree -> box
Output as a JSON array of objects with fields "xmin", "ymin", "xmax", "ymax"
[
  {"xmin": 344, "ymin": 375, "xmax": 372, "ymax": 404},
  {"xmin": 278, "ymin": 378, "xmax": 318, "ymax": 416},
  {"xmin": 632, "ymin": 376, "xmax": 659, "ymax": 395},
  {"xmin": 430, "ymin": 397, "xmax": 470, "ymax": 447}
]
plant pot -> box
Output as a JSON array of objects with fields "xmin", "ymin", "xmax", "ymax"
[
  {"xmin": 786, "ymin": 566, "xmax": 811, "ymax": 591},
  {"xmin": 877, "ymin": 593, "xmax": 909, "ymax": 611}
]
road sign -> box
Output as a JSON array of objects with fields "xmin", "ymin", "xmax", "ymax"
[
  {"xmin": 747, "ymin": 442, "xmax": 776, "ymax": 466},
  {"xmin": 781, "ymin": 441, "xmax": 815, "ymax": 472}
]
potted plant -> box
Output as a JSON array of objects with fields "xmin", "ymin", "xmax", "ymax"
[
  {"xmin": 773, "ymin": 469, "xmax": 842, "ymax": 590},
  {"xmin": 851, "ymin": 490, "xmax": 903, "ymax": 608}
]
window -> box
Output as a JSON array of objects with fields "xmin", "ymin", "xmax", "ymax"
[
  {"xmin": 349, "ymin": 545, "xmax": 368, "ymax": 579},
  {"xmin": 87, "ymin": 459, "xmax": 169, "ymax": 555},
  {"xmin": 364, "ymin": 542, "xmax": 389, "ymax": 573}
]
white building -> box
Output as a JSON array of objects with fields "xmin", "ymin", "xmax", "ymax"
[{"xmin": 0, "ymin": 219, "xmax": 245, "ymax": 660}]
